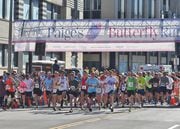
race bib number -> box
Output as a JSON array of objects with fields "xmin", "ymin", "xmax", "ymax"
[
  {"xmin": 70, "ymin": 86, "xmax": 76, "ymax": 91},
  {"xmin": 46, "ymin": 86, "xmax": 51, "ymax": 91},
  {"xmin": 91, "ymin": 84, "xmax": 96, "ymax": 87},
  {"xmin": 60, "ymin": 84, "xmax": 64, "ymax": 88},
  {"xmin": 153, "ymin": 83, "xmax": 158, "ymax": 87},
  {"xmin": 106, "ymin": 86, "xmax": 114, "ymax": 93},
  {"xmin": 121, "ymin": 84, "xmax": 126, "ymax": 91},
  {"xmin": 35, "ymin": 84, "xmax": 39, "ymax": 88},
  {"xmin": 82, "ymin": 85, "xmax": 86, "ymax": 90},
  {"xmin": 88, "ymin": 87, "xmax": 96, "ymax": 93},
  {"xmin": 96, "ymin": 88, "xmax": 102, "ymax": 94},
  {"xmin": 128, "ymin": 82, "xmax": 133, "ymax": 87},
  {"xmin": 19, "ymin": 88, "xmax": 24, "ymax": 93},
  {"xmin": 6, "ymin": 85, "xmax": 10, "ymax": 90},
  {"xmin": 53, "ymin": 89, "xmax": 57, "ymax": 93},
  {"xmin": 161, "ymin": 83, "xmax": 165, "ymax": 87}
]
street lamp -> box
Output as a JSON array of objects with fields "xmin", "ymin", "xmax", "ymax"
[{"xmin": 8, "ymin": 0, "xmax": 13, "ymax": 73}]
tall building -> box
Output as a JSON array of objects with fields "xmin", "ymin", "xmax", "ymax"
[
  {"xmin": 0, "ymin": 0, "xmax": 84, "ymax": 73},
  {"xmin": 83, "ymin": 0, "xmax": 180, "ymax": 72}
]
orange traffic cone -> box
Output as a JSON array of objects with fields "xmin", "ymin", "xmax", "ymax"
[{"xmin": 170, "ymin": 95, "xmax": 176, "ymax": 106}]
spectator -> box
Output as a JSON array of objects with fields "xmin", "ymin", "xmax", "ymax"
[
  {"xmin": 84, "ymin": 66, "xmax": 89, "ymax": 74},
  {"xmin": 0, "ymin": 76, "xmax": 6, "ymax": 108},
  {"xmin": 53, "ymin": 60, "xmax": 59, "ymax": 73}
]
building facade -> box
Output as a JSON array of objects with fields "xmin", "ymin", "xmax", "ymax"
[
  {"xmin": 83, "ymin": 0, "xmax": 180, "ymax": 72},
  {"xmin": 0, "ymin": 0, "xmax": 84, "ymax": 74}
]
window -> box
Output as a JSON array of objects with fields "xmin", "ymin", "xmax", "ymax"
[
  {"xmin": 131, "ymin": 0, "xmax": 135, "ymax": 18},
  {"xmin": 84, "ymin": 11, "xmax": 90, "ymax": 19},
  {"xmin": 138, "ymin": 0, "xmax": 143, "ymax": 18},
  {"xmin": 0, "ymin": 45, "xmax": 2, "ymax": 66},
  {"xmin": 23, "ymin": 0, "xmax": 30, "ymax": 19},
  {"xmin": 84, "ymin": 0, "xmax": 90, "ymax": 10},
  {"xmin": 23, "ymin": 52, "xmax": 29, "ymax": 68},
  {"xmin": 13, "ymin": 52, "xmax": 18, "ymax": 67},
  {"xmin": 148, "ymin": 0, "xmax": 152, "ymax": 18},
  {"xmin": 46, "ymin": 3, "xmax": 61, "ymax": 20},
  {"xmin": 117, "ymin": 0, "xmax": 125, "ymax": 18},
  {"xmin": 4, "ymin": 0, "xmax": 10, "ymax": 20},
  {"xmin": 92, "ymin": 0, "xmax": 101, "ymax": 10},
  {"xmin": 32, "ymin": 0, "xmax": 39, "ymax": 19},
  {"xmin": 84, "ymin": 0, "xmax": 101, "ymax": 19},
  {"xmin": 47, "ymin": 3, "xmax": 52, "ymax": 19},
  {"xmin": 71, "ymin": 8, "xmax": 79, "ymax": 19},
  {"xmin": 53, "ymin": 5, "xmax": 61, "ymax": 19},
  {"xmin": 92, "ymin": 10, "xmax": 101, "ymax": 19},
  {"xmin": 0, "ymin": 0, "xmax": 3, "ymax": 18}
]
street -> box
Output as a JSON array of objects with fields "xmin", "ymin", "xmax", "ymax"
[{"xmin": 0, "ymin": 107, "xmax": 180, "ymax": 129}]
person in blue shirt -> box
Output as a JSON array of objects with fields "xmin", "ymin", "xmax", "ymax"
[
  {"xmin": 86, "ymin": 72, "xmax": 99, "ymax": 112},
  {"xmin": 43, "ymin": 72, "xmax": 53, "ymax": 107}
]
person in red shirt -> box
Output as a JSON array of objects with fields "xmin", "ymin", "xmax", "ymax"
[
  {"xmin": 18, "ymin": 75, "xmax": 27, "ymax": 108},
  {"xmin": 5, "ymin": 73, "xmax": 16, "ymax": 98},
  {"xmin": 4, "ymin": 73, "xmax": 16, "ymax": 108},
  {"xmin": 80, "ymin": 71, "xmax": 88, "ymax": 110}
]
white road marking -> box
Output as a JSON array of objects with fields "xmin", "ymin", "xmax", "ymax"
[{"xmin": 168, "ymin": 125, "xmax": 180, "ymax": 129}]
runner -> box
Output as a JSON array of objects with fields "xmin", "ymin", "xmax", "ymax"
[
  {"xmin": 145, "ymin": 72, "xmax": 153, "ymax": 103},
  {"xmin": 86, "ymin": 72, "xmax": 99, "ymax": 112},
  {"xmin": 5, "ymin": 73, "xmax": 16, "ymax": 108},
  {"xmin": 159, "ymin": 72, "xmax": 169, "ymax": 105},
  {"xmin": 24, "ymin": 74, "xmax": 34, "ymax": 107},
  {"xmin": 96, "ymin": 72, "xmax": 104, "ymax": 110},
  {"xmin": 126, "ymin": 72, "xmax": 137, "ymax": 112},
  {"xmin": 149, "ymin": 73, "xmax": 160, "ymax": 105},
  {"xmin": 43, "ymin": 72, "xmax": 53, "ymax": 107},
  {"xmin": 57, "ymin": 70, "xmax": 69, "ymax": 110},
  {"xmin": 166, "ymin": 74, "xmax": 174, "ymax": 104},
  {"xmin": 119, "ymin": 75, "xmax": 127, "ymax": 108},
  {"xmin": 68, "ymin": 71, "xmax": 80, "ymax": 112},
  {"xmin": 52, "ymin": 71, "xmax": 60, "ymax": 111},
  {"xmin": 17, "ymin": 75, "xmax": 27, "ymax": 108},
  {"xmin": 0, "ymin": 76, "xmax": 6, "ymax": 109},
  {"xmin": 136, "ymin": 72, "xmax": 146, "ymax": 107},
  {"xmin": 33, "ymin": 73, "xmax": 42, "ymax": 109},
  {"xmin": 100, "ymin": 72, "xmax": 107, "ymax": 109},
  {"xmin": 104, "ymin": 70, "xmax": 118, "ymax": 112},
  {"xmin": 80, "ymin": 71, "xmax": 88, "ymax": 110}
]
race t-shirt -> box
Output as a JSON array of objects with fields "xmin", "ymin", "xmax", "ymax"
[
  {"xmin": 137, "ymin": 77, "xmax": 146, "ymax": 90},
  {"xmin": 126, "ymin": 77, "xmax": 136, "ymax": 91},
  {"xmin": 149, "ymin": 78, "xmax": 159, "ymax": 88},
  {"xmin": 44, "ymin": 78, "xmax": 53, "ymax": 91},
  {"xmin": 105, "ymin": 76, "xmax": 117, "ymax": 93},
  {"xmin": 160, "ymin": 76, "xmax": 169, "ymax": 87},
  {"xmin": 145, "ymin": 75, "xmax": 153, "ymax": 88},
  {"xmin": 86, "ymin": 77, "xmax": 99, "ymax": 93}
]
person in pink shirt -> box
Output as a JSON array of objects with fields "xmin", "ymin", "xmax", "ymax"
[{"xmin": 18, "ymin": 75, "xmax": 27, "ymax": 108}]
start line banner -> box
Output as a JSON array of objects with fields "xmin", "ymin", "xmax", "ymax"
[{"xmin": 13, "ymin": 19, "xmax": 180, "ymax": 43}]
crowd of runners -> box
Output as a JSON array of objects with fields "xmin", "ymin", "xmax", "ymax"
[{"xmin": 0, "ymin": 67, "xmax": 180, "ymax": 112}]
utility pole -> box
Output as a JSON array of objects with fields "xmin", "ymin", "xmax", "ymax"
[
  {"xmin": 8, "ymin": 0, "xmax": 13, "ymax": 73},
  {"xmin": 28, "ymin": 0, "xmax": 32, "ymax": 74}
]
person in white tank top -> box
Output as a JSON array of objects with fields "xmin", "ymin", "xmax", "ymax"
[{"xmin": 57, "ymin": 71, "xmax": 69, "ymax": 111}]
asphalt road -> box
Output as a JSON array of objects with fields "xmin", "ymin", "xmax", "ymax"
[{"xmin": 0, "ymin": 107, "xmax": 180, "ymax": 129}]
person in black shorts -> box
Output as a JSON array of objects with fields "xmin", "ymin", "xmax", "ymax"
[{"xmin": 68, "ymin": 72, "xmax": 80, "ymax": 112}]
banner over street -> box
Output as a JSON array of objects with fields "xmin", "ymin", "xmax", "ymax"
[{"xmin": 13, "ymin": 19, "xmax": 180, "ymax": 43}]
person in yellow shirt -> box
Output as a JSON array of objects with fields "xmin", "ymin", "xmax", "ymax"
[
  {"xmin": 144, "ymin": 72, "xmax": 153, "ymax": 103},
  {"xmin": 136, "ymin": 72, "xmax": 146, "ymax": 107}
]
